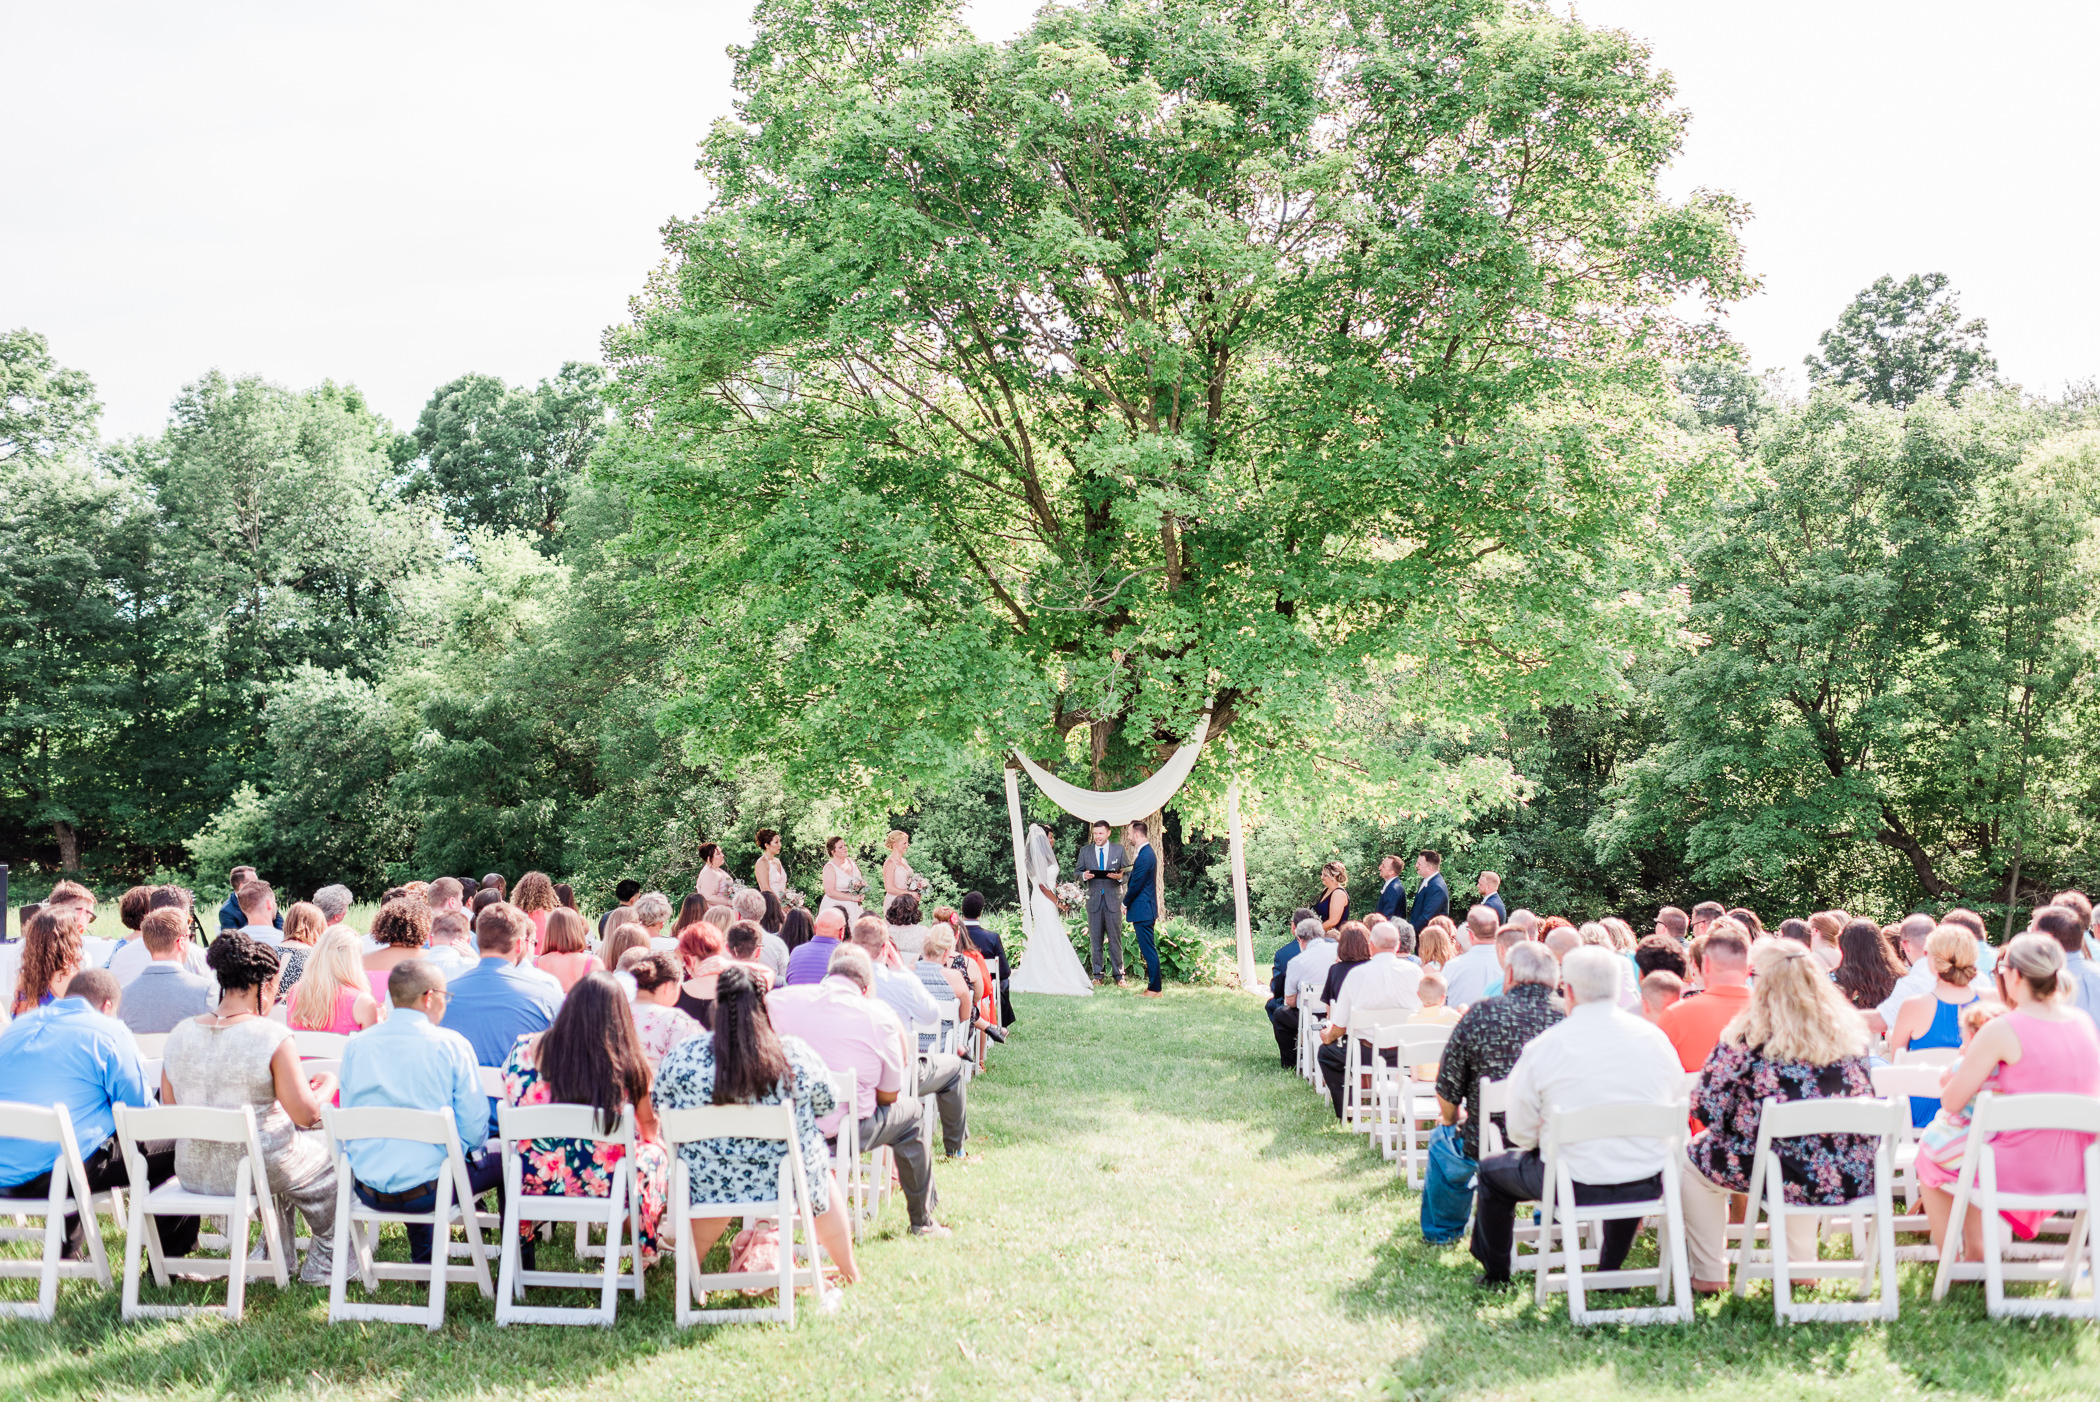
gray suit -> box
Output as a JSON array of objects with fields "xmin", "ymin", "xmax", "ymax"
[{"xmin": 1077, "ymin": 841, "xmax": 1126, "ymax": 981}]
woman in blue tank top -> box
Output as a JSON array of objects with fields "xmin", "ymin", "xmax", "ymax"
[{"xmin": 1887, "ymin": 926, "xmax": 1984, "ymax": 1127}]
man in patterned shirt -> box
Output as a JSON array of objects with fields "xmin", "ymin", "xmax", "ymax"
[{"xmin": 1421, "ymin": 939, "xmax": 1563, "ymax": 1246}]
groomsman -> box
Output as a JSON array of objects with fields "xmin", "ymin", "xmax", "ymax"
[
  {"xmin": 1375, "ymin": 855, "xmax": 1408, "ymax": 921},
  {"xmin": 1409, "ymin": 850, "xmax": 1450, "ymax": 929},
  {"xmin": 1123, "ymin": 821, "xmax": 1161, "ymax": 998}
]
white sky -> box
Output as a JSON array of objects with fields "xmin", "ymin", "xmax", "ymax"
[{"xmin": 4, "ymin": 0, "xmax": 2094, "ymax": 440}]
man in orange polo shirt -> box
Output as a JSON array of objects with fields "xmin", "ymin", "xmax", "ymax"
[{"xmin": 1655, "ymin": 920, "xmax": 1753, "ymax": 1073}]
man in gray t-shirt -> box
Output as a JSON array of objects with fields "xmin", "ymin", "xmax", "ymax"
[{"xmin": 119, "ymin": 910, "xmax": 216, "ymax": 1035}]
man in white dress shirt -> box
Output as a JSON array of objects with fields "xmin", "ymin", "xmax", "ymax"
[
  {"xmin": 1281, "ymin": 918, "xmax": 1339, "ymax": 1014},
  {"xmin": 1868, "ymin": 913, "xmax": 1937, "ymax": 1036},
  {"xmin": 1470, "ymin": 946, "xmax": 1682, "ymax": 1289},
  {"xmin": 1315, "ymin": 922, "xmax": 1424, "ymax": 1117},
  {"xmin": 230, "ymin": 881, "xmax": 284, "ymax": 947}
]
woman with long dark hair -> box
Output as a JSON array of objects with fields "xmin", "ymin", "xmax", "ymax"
[
  {"xmin": 652, "ymin": 965, "xmax": 861, "ymax": 1284},
  {"xmin": 778, "ymin": 906, "xmax": 816, "ymax": 953},
  {"xmin": 10, "ymin": 907, "xmax": 85, "ymax": 1017},
  {"xmin": 499, "ymin": 973, "xmax": 670, "ymax": 1263},
  {"xmin": 1832, "ymin": 916, "xmax": 1908, "ymax": 1012}
]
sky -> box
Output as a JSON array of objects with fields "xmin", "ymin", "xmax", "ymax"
[{"xmin": 4, "ymin": 0, "xmax": 2095, "ymax": 440}]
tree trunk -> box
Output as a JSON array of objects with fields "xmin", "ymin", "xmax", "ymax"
[{"xmin": 52, "ymin": 820, "xmax": 80, "ymax": 872}]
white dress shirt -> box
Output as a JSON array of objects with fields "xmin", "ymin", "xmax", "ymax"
[
  {"xmin": 1329, "ymin": 951, "xmax": 1425, "ymax": 1029},
  {"xmin": 1875, "ymin": 954, "xmax": 1936, "ymax": 1029},
  {"xmin": 1504, "ymin": 1001, "xmax": 1683, "ymax": 1185},
  {"xmin": 1283, "ymin": 938, "xmax": 1340, "ymax": 1011},
  {"xmin": 1441, "ymin": 942, "xmax": 1503, "ymax": 1007}
]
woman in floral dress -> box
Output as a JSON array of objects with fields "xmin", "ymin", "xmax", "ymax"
[
  {"xmin": 652, "ymin": 964, "xmax": 861, "ymax": 1284},
  {"xmin": 501, "ymin": 972, "xmax": 671, "ymax": 1264}
]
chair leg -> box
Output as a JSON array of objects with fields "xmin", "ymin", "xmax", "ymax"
[
  {"xmin": 1769, "ymin": 1185, "xmax": 1792, "ymax": 1323},
  {"xmin": 225, "ymin": 1169, "xmax": 251, "ymax": 1323},
  {"xmin": 327, "ymin": 1174, "xmax": 354, "ymax": 1320},
  {"xmin": 427, "ymin": 1172, "xmax": 455, "ymax": 1330}
]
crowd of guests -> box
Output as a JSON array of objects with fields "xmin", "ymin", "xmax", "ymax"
[
  {"xmin": 0, "ymin": 856, "xmax": 1021, "ymax": 1295},
  {"xmin": 1266, "ymin": 858, "xmax": 2100, "ymax": 1293}
]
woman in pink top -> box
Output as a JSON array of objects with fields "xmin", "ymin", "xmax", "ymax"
[
  {"xmin": 534, "ymin": 908, "xmax": 598, "ymax": 994},
  {"xmin": 288, "ymin": 926, "xmax": 380, "ymax": 1032},
  {"xmin": 1922, "ymin": 933, "xmax": 2100, "ymax": 1258},
  {"xmin": 361, "ymin": 897, "xmax": 430, "ymax": 1006},
  {"xmin": 513, "ymin": 871, "xmax": 558, "ymax": 946}
]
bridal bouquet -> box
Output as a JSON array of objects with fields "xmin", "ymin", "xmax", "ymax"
[
  {"xmin": 782, "ymin": 890, "xmax": 808, "ymax": 911},
  {"xmin": 838, "ymin": 872, "xmax": 867, "ymax": 895},
  {"xmin": 1055, "ymin": 880, "xmax": 1085, "ymax": 910}
]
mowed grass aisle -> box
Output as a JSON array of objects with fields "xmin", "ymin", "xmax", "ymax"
[{"xmin": 6, "ymin": 988, "xmax": 2100, "ymax": 1400}]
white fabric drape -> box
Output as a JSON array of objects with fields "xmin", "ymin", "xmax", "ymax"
[{"xmin": 1010, "ymin": 709, "xmax": 1211, "ymax": 825}]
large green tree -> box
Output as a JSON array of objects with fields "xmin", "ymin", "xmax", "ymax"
[
  {"xmin": 605, "ymin": 0, "xmax": 1751, "ymax": 819},
  {"xmin": 1804, "ymin": 272, "xmax": 1996, "ymax": 408},
  {"xmin": 393, "ymin": 363, "xmax": 608, "ymax": 547}
]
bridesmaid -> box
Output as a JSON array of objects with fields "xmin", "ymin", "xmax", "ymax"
[
  {"xmin": 754, "ymin": 829, "xmax": 787, "ymax": 901},
  {"xmin": 1315, "ymin": 862, "xmax": 1348, "ymax": 933},
  {"xmin": 820, "ymin": 836, "xmax": 866, "ymax": 924},
  {"xmin": 882, "ymin": 830, "xmax": 923, "ymax": 908},
  {"xmin": 695, "ymin": 843, "xmax": 733, "ymax": 903}
]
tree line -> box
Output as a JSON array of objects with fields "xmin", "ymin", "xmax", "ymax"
[{"xmin": 4, "ymin": 0, "xmax": 2097, "ymax": 931}]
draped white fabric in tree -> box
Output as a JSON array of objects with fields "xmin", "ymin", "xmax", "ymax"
[{"xmin": 1009, "ymin": 709, "xmax": 1212, "ymax": 825}]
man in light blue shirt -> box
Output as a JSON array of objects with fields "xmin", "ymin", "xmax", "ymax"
[
  {"xmin": 0, "ymin": 970, "xmax": 199, "ymax": 1259},
  {"xmin": 2033, "ymin": 905, "xmax": 2100, "ymax": 1039},
  {"xmin": 444, "ymin": 905, "xmax": 559, "ymax": 1070},
  {"xmin": 338, "ymin": 959, "xmax": 502, "ymax": 1264},
  {"xmin": 1441, "ymin": 906, "xmax": 1509, "ymax": 1008}
]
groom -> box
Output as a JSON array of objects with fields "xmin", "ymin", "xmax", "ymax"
[
  {"xmin": 1124, "ymin": 820, "xmax": 1161, "ymax": 997},
  {"xmin": 1077, "ymin": 819, "xmax": 1125, "ymax": 986}
]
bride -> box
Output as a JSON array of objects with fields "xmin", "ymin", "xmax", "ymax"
[{"xmin": 1008, "ymin": 823, "xmax": 1093, "ymax": 997}]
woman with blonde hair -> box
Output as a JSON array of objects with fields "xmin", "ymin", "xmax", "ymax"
[
  {"xmin": 1678, "ymin": 938, "xmax": 1877, "ymax": 1291},
  {"xmin": 275, "ymin": 900, "xmax": 326, "ymax": 993},
  {"xmin": 512, "ymin": 871, "xmax": 558, "ymax": 943},
  {"xmin": 290, "ymin": 925, "xmax": 381, "ymax": 1033},
  {"xmin": 881, "ymin": 830, "xmax": 927, "ymax": 905},
  {"xmin": 1600, "ymin": 916, "xmax": 1638, "ymax": 954},
  {"xmin": 1416, "ymin": 916, "xmax": 1459, "ymax": 973},
  {"xmin": 1920, "ymin": 933, "xmax": 2100, "ymax": 1260},
  {"xmin": 535, "ymin": 907, "xmax": 598, "ymax": 994},
  {"xmin": 1888, "ymin": 924, "xmax": 1982, "ymax": 1127},
  {"xmin": 599, "ymin": 921, "xmax": 650, "ymax": 975},
  {"xmin": 1314, "ymin": 862, "xmax": 1348, "ymax": 933}
]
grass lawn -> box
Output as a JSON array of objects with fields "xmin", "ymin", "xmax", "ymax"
[{"xmin": 5, "ymin": 985, "xmax": 2100, "ymax": 1400}]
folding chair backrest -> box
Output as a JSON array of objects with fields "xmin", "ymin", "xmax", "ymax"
[
  {"xmin": 1893, "ymin": 1045, "xmax": 1958, "ymax": 1068},
  {"xmin": 1972, "ymin": 1092, "xmax": 2100, "ymax": 1138},
  {"xmin": 293, "ymin": 1030, "xmax": 349, "ymax": 1060},
  {"xmin": 326, "ymin": 1105, "xmax": 457, "ymax": 1148},
  {"xmin": 1870, "ymin": 1064, "xmax": 1947, "ymax": 1100},
  {"xmin": 659, "ymin": 1103, "xmax": 794, "ymax": 1146},
  {"xmin": 1546, "ymin": 1100, "xmax": 1687, "ymax": 1150},
  {"xmin": 1371, "ymin": 1025, "xmax": 1453, "ymax": 1060},
  {"xmin": 1479, "ymin": 1078, "xmax": 1509, "ymax": 1117},
  {"xmin": 1758, "ymin": 1095, "xmax": 1903, "ymax": 1142},
  {"xmin": 131, "ymin": 1033, "xmax": 169, "ymax": 1058},
  {"xmin": 498, "ymin": 1102, "xmax": 631, "ymax": 1145},
  {"xmin": 118, "ymin": 1103, "xmax": 260, "ymax": 1148},
  {"xmin": 0, "ymin": 1101, "xmax": 73, "ymax": 1148},
  {"xmin": 478, "ymin": 1066, "xmax": 505, "ymax": 1099},
  {"xmin": 1346, "ymin": 1007, "xmax": 1416, "ymax": 1036}
]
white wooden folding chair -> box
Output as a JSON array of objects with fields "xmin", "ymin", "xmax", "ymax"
[
  {"xmin": 292, "ymin": 1030, "xmax": 350, "ymax": 1061},
  {"xmin": 662, "ymin": 1103, "xmax": 837, "ymax": 1326},
  {"xmin": 1871, "ymin": 1063, "xmax": 1947, "ymax": 1259},
  {"xmin": 1534, "ymin": 1101, "xmax": 1693, "ymax": 1325},
  {"xmin": 112, "ymin": 1102, "xmax": 288, "ymax": 1320},
  {"xmin": 1368, "ymin": 1025, "xmax": 1453, "ymax": 1188},
  {"xmin": 494, "ymin": 1103, "xmax": 644, "ymax": 1326},
  {"xmin": 1732, "ymin": 1096, "xmax": 1902, "ymax": 1322},
  {"xmin": 1894, "ymin": 1045, "xmax": 1960, "ymax": 1069},
  {"xmin": 130, "ymin": 1033, "xmax": 170, "ymax": 1059},
  {"xmin": 1339, "ymin": 1008, "xmax": 1416, "ymax": 1134},
  {"xmin": 321, "ymin": 1105, "xmax": 495, "ymax": 1329},
  {"xmin": 0, "ymin": 1102, "xmax": 112, "ymax": 1319},
  {"xmin": 1931, "ymin": 1092, "xmax": 2100, "ymax": 1319},
  {"xmin": 1295, "ymin": 983, "xmax": 1326, "ymax": 1087},
  {"xmin": 824, "ymin": 1070, "xmax": 870, "ymax": 1241}
]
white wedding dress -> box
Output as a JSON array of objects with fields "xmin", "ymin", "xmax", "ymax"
[{"xmin": 1008, "ymin": 830, "xmax": 1093, "ymax": 997}]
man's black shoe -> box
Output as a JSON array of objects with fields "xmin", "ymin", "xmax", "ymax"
[{"xmin": 1473, "ymin": 1273, "xmax": 1512, "ymax": 1292}]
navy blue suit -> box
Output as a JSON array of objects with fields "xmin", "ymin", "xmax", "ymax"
[
  {"xmin": 1375, "ymin": 876, "xmax": 1407, "ymax": 921},
  {"xmin": 1409, "ymin": 872, "xmax": 1450, "ymax": 930},
  {"xmin": 1481, "ymin": 891, "xmax": 1507, "ymax": 924},
  {"xmin": 1124, "ymin": 842, "xmax": 1161, "ymax": 992}
]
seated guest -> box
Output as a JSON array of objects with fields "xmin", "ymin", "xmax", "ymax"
[
  {"xmin": 1634, "ymin": 934, "xmax": 1689, "ymax": 982},
  {"xmin": 1680, "ymin": 938, "xmax": 1876, "ymax": 1291},
  {"xmin": 885, "ymin": 893, "xmax": 930, "ymax": 964},
  {"xmin": 2031, "ymin": 903, "xmax": 2100, "ymax": 1037},
  {"xmin": 769, "ymin": 945, "xmax": 947, "ymax": 1236},
  {"xmin": 446, "ymin": 904, "xmax": 560, "ymax": 1069},
  {"xmin": 598, "ymin": 922, "xmax": 651, "ymax": 976},
  {"xmin": 1867, "ymin": 914, "xmax": 1937, "ymax": 1036},
  {"xmin": 1471, "ymin": 947, "xmax": 1680, "ymax": 1289},
  {"xmin": 1266, "ymin": 912, "xmax": 1318, "ymax": 1068},
  {"xmin": 1281, "ymin": 918, "xmax": 1340, "ymax": 1016},
  {"xmin": 1316, "ymin": 922, "xmax": 1425, "ymax": 1117},
  {"xmin": 118, "ymin": 909, "xmax": 216, "ymax": 1035},
  {"xmin": 778, "ymin": 905, "xmax": 816, "ymax": 954},
  {"xmin": 629, "ymin": 953, "xmax": 704, "ymax": 1065},
  {"xmin": 960, "ymin": 892, "xmax": 1015, "ymax": 1028},
  {"xmin": 363, "ymin": 898, "xmax": 432, "ymax": 1005},
  {"xmin": 289, "ymin": 926, "xmax": 382, "ymax": 1033},
  {"xmin": 1888, "ymin": 925, "xmax": 1984, "ymax": 1126},
  {"xmin": 217, "ymin": 865, "xmax": 279, "ymax": 933},
  {"xmin": 230, "ymin": 880, "xmax": 284, "ymax": 947},
  {"xmin": 479, "ymin": 873, "xmax": 507, "ymax": 902},
  {"xmin": 10, "ymin": 906, "xmax": 86, "ymax": 1018},
  {"xmin": 1439, "ymin": 906, "xmax": 1505, "ymax": 1008},
  {"xmin": 1640, "ymin": 970, "xmax": 1685, "ymax": 1021},
  {"xmin": 913, "ymin": 924, "xmax": 971, "ymax": 1051},
  {"xmin": 1317, "ymin": 921, "xmax": 1375, "ymax": 1010},
  {"xmin": 1919, "ymin": 933, "xmax": 2100, "ymax": 1261},
  {"xmin": 101, "ymin": 886, "xmax": 155, "ymax": 986},
  {"xmin": 313, "ymin": 882, "xmax": 360, "ymax": 943},
  {"xmin": 1408, "ymin": 972, "xmax": 1460, "ymax": 1079},
  {"xmin": 534, "ymin": 908, "xmax": 598, "ymax": 994},
  {"xmin": 337, "ymin": 959, "xmax": 503, "ymax": 1264},
  {"xmin": 599, "ymin": 879, "xmax": 644, "ymax": 939},
  {"xmin": 273, "ymin": 900, "xmax": 326, "ymax": 993},
  {"xmin": 652, "ymin": 964, "xmax": 862, "ymax": 1284},
  {"xmin": 1654, "ymin": 919, "xmax": 1753, "ymax": 1073},
  {"xmin": 1415, "ymin": 916, "xmax": 1459, "ymax": 974},
  {"xmin": 668, "ymin": 893, "xmax": 710, "ymax": 952},
  {"xmin": 848, "ymin": 916, "xmax": 969, "ymax": 1159},
  {"xmin": 674, "ymin": 922, "xmax": 726, "ymax": 1027},
  {"xmin": 162, "ymin": 933, "xmax": 338, "ymax": 1283},
  {"xmin": 731, "ymin": 889, "xmax": 791, "ymax": 978},
  {"xmin": 1653, "ymin": 905, "xmax": 1688, "ymax": 943},
  {"xmin": 0, "ymin": 970, "xmax": 199, "ymax": 1259},
  {"xmin": 500, "ymin": 973, "xmax": 670, "ymax": 1265},
  {"xmin": 424, "ymin": 909, "xmax": 479, "ymax": 979},
  {"xmin": 1425, "ymin": 942, "xmax": 1565, "ymax": 1245},
  {"xmin": 786, "ymin": 908, "xmax": 850, "ymax": 986},
  {"xmin": 633, "ymin": 892, "xmax": 675, "ymax": 950},
  {"xmin": 1689, "ymin": 901, "xmax": 1724, "ymax": 939},
  {"xmin": 932, "ymin": 908, "xmax": 1003, "ymax": 1046},
  {"xmin": 511, "ymin": 871, "xmax": 559, "ymax": 946}
]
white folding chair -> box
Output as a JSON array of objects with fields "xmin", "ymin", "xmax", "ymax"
[
  {"xmin": 1377, "ymin": 1026, "xmax": 1455, "ymax": 1187},
  {"xmin": 662, "ymin": 1103, "xmax": 837, "ymax": 1326},
  {"xmin": 112, "ymin": 1102, "xmax": 288, "ymax": 1320},
  {"xmin": 292, "ymin": 1030, "xmax": 350, "ymax": 1061},
  {"xmin": 0, "ymin": 1102, "xmax": 112, "ymax": 1319},
  {"xmin": 1339, "ymin": 1008, "xmax": 1416, "ymax": 1134},
  {"xmin": 321, "ymin": 1105, "xmax": 495, "ymax": 1329},
  {"xmin": 1895, "ymin": 1045, "xmax": 1960, "ymax": 1069},
  {"xmin": 1931, "ymin": 1092, "xmax": 2100, "ymax": 1319},
  {"xmin": 1733, "ymin": 1096, "xmax": 1902, "ymax": 1322},
  {"xmin": 130, "ymin": 1033, "xmax": 170, "ymax": 1059},
  {"xmin": 1295, "ymin": 983, "xmax": 1326, "ymax": 1087},
  {"xmin": 494, "ymin": 1103, "xmax": 644, "ymax": 1326},
  {"xmin": 1534, "ymin": 1101, "xmax": 1693, "ymax": 1325},
  {"xmin": 824, "ymin": 1070, "xmax": 869, "ymax": 1241},
  {"xmin": 1871, "ymin": 1063, "xmax": 1947, "ymax": 1258}
]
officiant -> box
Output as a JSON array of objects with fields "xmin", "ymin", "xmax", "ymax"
[{"xmin": 1077, "ymin": 820, "xmax": 1126, "ymax": 987}]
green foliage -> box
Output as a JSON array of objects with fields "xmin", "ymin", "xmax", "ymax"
[
  {"xmin": 605, "ymin": 0, "xmax": 1752, "ymax": 833},
  {"xmin": 393, "ymin": 363, "xmax": 608, "ymax": 548},
  {"xmin": 1804, "ymin": 272, "xmax": 1997, "ymax": 408},
  {"xmin": 0, "ymin": 328, "xmax": 101, "ymax": 468}
]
